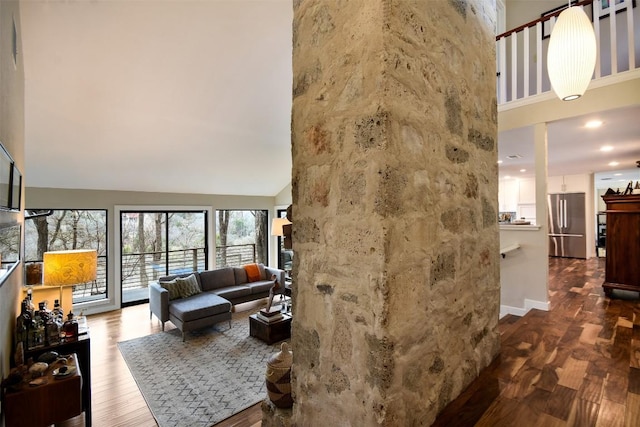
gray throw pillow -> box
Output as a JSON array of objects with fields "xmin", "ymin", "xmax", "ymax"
[
  {"xmin": 159, "ymin": 279, "xmax": 182, "ymax": 301},
  {"xmin": 175, "ymin": 274, "xmax": 201, "ymax": 298}
]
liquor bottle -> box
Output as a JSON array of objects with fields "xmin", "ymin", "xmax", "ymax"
[
  {"xmin": 62, "ymin": 312, "xmax": 78, "ymax": 341},
  {"xmin": 15, "ymin": 300, "xmax": 31, "ymax": 349},
  {"xmin": 41, "ymin": 306, "xmax": 60, "ymax": 346},
  {"xmin": 28, "ymin": 310, "xmax": 45, "ymax": 349},
  {"xmin": 26, "ymin": 288, "xmax": 35, "ymax": 316},
  {"xmin": 52, "ymin": 299, "xmax": 64, "ymax": 326}
]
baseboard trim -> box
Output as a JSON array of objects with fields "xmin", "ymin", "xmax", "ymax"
[{"xmin": 500, "ymin": 298, "xmax": 550, "ymax": 319}]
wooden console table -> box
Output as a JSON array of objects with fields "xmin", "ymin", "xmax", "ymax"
[
  {"xmin": 23, "ymin": 333, "xmax": 92, "ymax": 426},
  {"xmin": 3, "ymin": 354, "xmax": 83, "ymax": 427},
  {"xmin": 602, "ymin": 194, "xmax": 640, "ymax": 296}
]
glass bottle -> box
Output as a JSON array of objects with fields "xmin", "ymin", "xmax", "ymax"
[
  {"xmin": 52, "ymin": 299, "xmax": 64, "ymax": 327},
  {"xmin": 42, "ymin": 307, "xmax": 60, "ymax": 346},
  {"xmin": 26, "ymin": 288, "xmax": 35, "ymax": 316},
  {"xmin": 15, "ymin": 300, "xmax": 31, "ymax": 349},
  {"xmin": 28, "ymin": 310, "xmax": 45, "ymax": 349},
  {"xmin": 62, "ymin": 312, "xmax": 78, "ymax": 341}
]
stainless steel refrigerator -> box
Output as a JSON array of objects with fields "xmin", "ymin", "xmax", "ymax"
[{"xmin": 548, "ymin": 192, "xmax": 587, "ymax": 259}]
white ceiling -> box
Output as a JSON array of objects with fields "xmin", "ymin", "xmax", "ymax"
[
  {"xmin": 19, "ymin": 2, "xmax": 640, "ymax": 197},
  {"xmin": 498, "ymin": 105, "xmax": 640, "ymax": 189},
  {"xmin": 21, "ymin": 0, "xmax": 293, "ymax": 197}
]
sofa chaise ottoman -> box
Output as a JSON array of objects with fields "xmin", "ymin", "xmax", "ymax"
[{"xmin": 149, "ymin": 263, "xmax": 285, "ymax": 340}]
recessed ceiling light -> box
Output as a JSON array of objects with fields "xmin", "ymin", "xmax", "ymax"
[
  {"xmin": 600, "ymin": 145, "xmax": 613, "ymax": 152},
  {"xmin": 614, "ymin": 173, "xmax": 622, "ymax": 176},
  {"xmin": 586, "ymin": 120, "xmax": 602, "ymax": 128},
  {"xmin": 497, "ymin": 160, "xmax": 503, "ymax": 164},
  {"xmin": 520, "ymin": 169, "xmax": 526, "ymax": 172},
  {"xmin": 609, "ymin": 161, "xmax": 619, "ymax": 166},
  {"xmin": 504, "ymin": 175, "xmax": 511, "ymax": 179}
]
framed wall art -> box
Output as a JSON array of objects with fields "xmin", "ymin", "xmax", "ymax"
[
  {"xmin": 0, "ymin": 144, "xmax": 12, "ymax": 210},
  {"xmin": 597, "ymin": 0, "xmax": 636, "ymax": 19}
]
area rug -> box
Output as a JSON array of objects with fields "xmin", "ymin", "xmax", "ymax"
[{"xmin": 117, "ymin": 315, "xmax": 283, "ymax": 427}]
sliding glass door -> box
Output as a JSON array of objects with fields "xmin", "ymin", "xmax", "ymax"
[{"xmin": 120, "ymin": 210, "xmax": 208, "ymax": 306}]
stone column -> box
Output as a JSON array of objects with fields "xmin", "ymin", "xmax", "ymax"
[{"xmin": 290, "ymin": 1, "xmax": 498, "ymax": 425}]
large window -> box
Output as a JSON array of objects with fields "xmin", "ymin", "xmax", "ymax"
[
  {"xmin": 215, "ymin": 210, "xmax": 268, "ymax": 267},
  {"xmin": 120, "ymin": 210, "xmax": 208, "ymax": 305},
  {"xmin": 25, "ymin": 209, "xmax": 108, "ymax": 304}
]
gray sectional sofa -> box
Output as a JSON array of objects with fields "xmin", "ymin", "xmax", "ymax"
[{"xmin": 149, "ymin": 263, "xmax": 285, "ymax": 340}]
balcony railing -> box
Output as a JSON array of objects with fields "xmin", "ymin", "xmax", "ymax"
[
  {"xmin": 496, "ymin": 0, "xmax": 638, "ymax": 106},
  {"xmin": 26, "ymin": 244, "xmax": 260, "ymax": 304}
]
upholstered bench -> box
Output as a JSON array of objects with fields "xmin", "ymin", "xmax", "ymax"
[{"xmin": 168, "ymin": 293, "xmax": 232, "ymax": 341}]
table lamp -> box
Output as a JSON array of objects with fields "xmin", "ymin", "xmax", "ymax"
[{"xmin": 43, "ymin": 249, "xmax": 98, "ymax": 309}]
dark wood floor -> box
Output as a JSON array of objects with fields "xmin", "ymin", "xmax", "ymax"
[
  {"xmin": 61, "ymin": 257, "xmax": 638, "ymax": 426},
  {"xmin": 434, "ymin": 256, "xmax": 640, "ymax": 426}
]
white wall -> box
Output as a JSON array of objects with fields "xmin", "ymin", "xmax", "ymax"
[
  {"xmin": 499, "ymin": 123, "xmax": 550, "ymax": 317},
  {"xmin": 0, "ymin": 0, "xmax": 24, "ymax": 397},
  {"xmin": 500, "ymin": 227, "xmax": 549, "ymax": 316}
]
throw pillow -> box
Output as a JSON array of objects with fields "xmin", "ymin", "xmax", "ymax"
[
  {"xmin": 159, "ymin": 279, "xmax": 182, "ymax": 301},
  {"xmin": 175, "ymin": 274, "xmax": 201, "ymax": 298},
  {"xmin": 244, "ymin": 263, "xmax": 261, "ymax": 282}
]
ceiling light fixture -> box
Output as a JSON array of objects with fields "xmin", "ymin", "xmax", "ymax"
[
  {"xmin": 497, "ymin": 160, "xmax": 503, "ymax": 164},
  {"xmin": 600, "ymin": 146, "xmax": 613, "ymax": 152},
  {"xmin": 547, "ymin": 5, "xmax": 597, "ymax": 101},
  {"xmin": 586, "ymin": 120, "xmax": 602, "ymax": 128},
  {"xmin": 520, "ymin": 169, "xmax": 527, "ymax": 172},
  {"xmin": 609, "ymin": 161, "xmax": 619, "ymax": 166},
  {"xmin": 614, "ymin": 173, "xmax": 622, "ymax": 176}
]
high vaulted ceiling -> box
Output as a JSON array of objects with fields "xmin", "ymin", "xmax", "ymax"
[
  {"xmin": 21, "ymin": 0, "xmax": 293, "ymax": 197},
  {"xmin": 20, "ymin": 1, "xmax": 639, "ymax": 197}
]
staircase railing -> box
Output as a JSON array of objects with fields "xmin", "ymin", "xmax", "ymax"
[{"xmin": 496, "ymin": 0, "xmax": 638, "ymax": 106}]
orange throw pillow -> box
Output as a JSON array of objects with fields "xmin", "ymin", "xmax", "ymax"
[{"xmin": 244, "ymin": 263, "xmax": 261, "ymax": 282}]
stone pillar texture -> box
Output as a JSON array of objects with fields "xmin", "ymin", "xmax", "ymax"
[{"xmin": 291, "ymin": 1, "xmax": 498, "ymax": 425}]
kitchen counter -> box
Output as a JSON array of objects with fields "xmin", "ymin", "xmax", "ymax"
[{"xmin": 499, "ymin": 224, "xmax": 541, "ymax": 231}]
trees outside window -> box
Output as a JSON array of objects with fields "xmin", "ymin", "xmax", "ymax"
[
  {"xmin": 215, "ymin": 210, "xmax": 268, "ymax": 267},
  {"xmin": 120, "ymin": 210, "xmax": 208, "ymax": 305},
  {"xmin": 25, "ymin": 209, "xmax": 108, "ymax": 304}
]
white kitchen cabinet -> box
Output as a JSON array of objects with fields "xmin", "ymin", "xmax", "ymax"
[
  {"xmin": 499, "ymin": 179, "xmax": 519, "ymax": 212},
  {"xmin": 518, "ymin": 178, "xmax": 536, "ymax": 204}
]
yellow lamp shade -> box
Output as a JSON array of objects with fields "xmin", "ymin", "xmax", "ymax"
[
  {"xmin": 43, "ymin": 249, "xmax": 97, "ymax": 286},
  {"xmin": 271, "ymin": 217, "xmax": 292, "ymax": 237},
  {"xmin": 547, "ymin": 6, "xmax": 597, "ymax": 101}
]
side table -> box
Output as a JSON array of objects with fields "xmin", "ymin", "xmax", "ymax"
[
  {"xmin": 23, "ymin": 333, "xmax": 92, "ymax": 426},
  {"xmin": 3, "ymin": 354, "xmax": 83, "ymax": 427},
  {"xmin": 249, "ymin": 313, "xmax": 292, "ymax": 345}
]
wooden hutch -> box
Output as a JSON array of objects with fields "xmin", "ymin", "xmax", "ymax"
[{"xmin": 601, "ymin": 194, "xmax": 640, "ymax": 296}]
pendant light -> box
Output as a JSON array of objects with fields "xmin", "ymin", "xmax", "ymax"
[{"xmin": 547, "ymin": 5, "xmax": 597, "ymax": 101}]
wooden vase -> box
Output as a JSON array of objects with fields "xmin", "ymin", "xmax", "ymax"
[{"xmin": 265, "ymin": 342, "xmax": 293, "ymax": 408}]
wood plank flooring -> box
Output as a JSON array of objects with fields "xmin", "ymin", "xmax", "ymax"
[
  {"xmin": 434, "ymin": 256, "xmax": 640, "ymax": 426},
  {"xmin": 59, "ymin": 257, "xmax": 639, "ymax": 426}
]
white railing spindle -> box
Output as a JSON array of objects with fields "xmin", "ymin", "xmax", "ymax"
[
  {"xmin": 626, "ymin": 0, "xmax": 635, "ymax": 71},
  {"xmin": 523, "ymin": 26, "xmax": 530, "ymax": 97},
  {"xmin": 499, "ymin": 37, "xmax": 507, "ymax": 104},
  {"xmin": 610, "ymin": 0, "xmax": 618, "ymax": 75},
  {"xmin": 594, "ymin": 1, "xmax": 602, "ymax": 78},
  {"xmin": 536, "ymin": 21, "xmax": 542, "ymax": 95},
  {"xmin": 511, "ymin": 31, "xmax": 518, "ymax": 101}
]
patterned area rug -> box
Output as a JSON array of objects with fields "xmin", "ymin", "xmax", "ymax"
[{"xmin": 118, "ymin": 314, "xmax": 282, "ymax": 427}]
